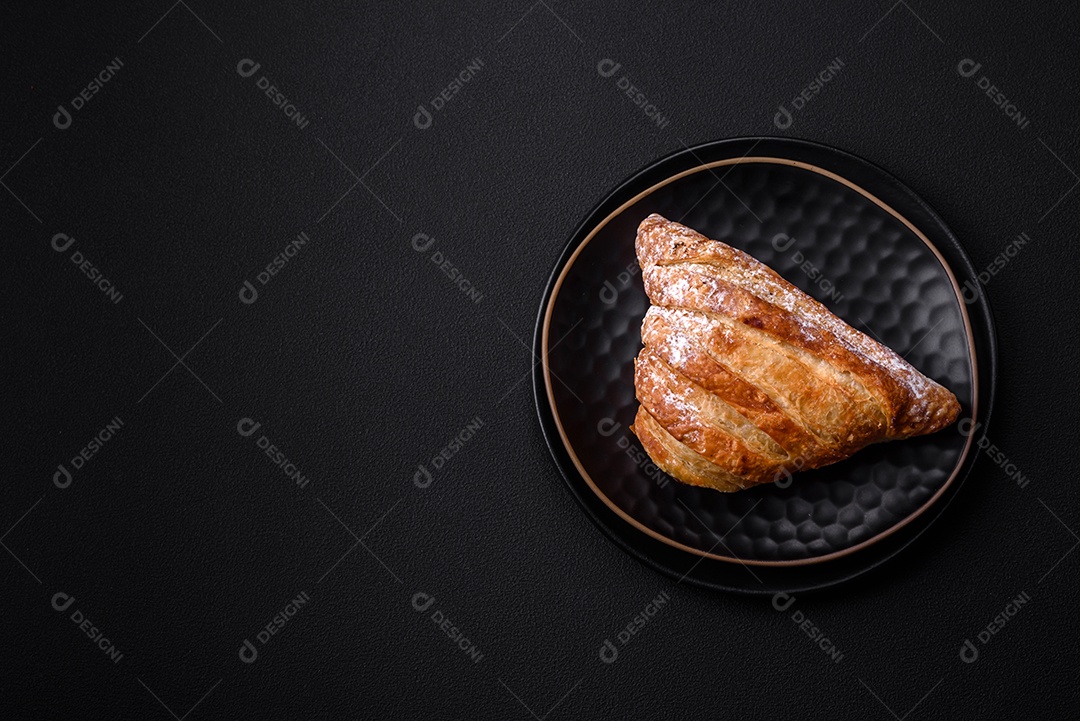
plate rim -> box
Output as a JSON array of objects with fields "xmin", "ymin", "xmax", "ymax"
[{"xmin": 537, "ymin": 139, "xmax": 982, "ymax": 568}]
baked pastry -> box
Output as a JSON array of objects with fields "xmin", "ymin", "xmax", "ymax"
[{"xmin": 630, "ymin": 214, "xmax": 960, "ymax": 492}]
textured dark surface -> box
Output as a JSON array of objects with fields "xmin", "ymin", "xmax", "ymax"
[
  {"xmin": 545, "ymin": 150, "xmax": 976, "ymax": 565},
  {"xmin": 3, "ymin": 1, "xmax": 1080, "ymax": 719}
]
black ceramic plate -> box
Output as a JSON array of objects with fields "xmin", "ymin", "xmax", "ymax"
[{"xmin": 534, "ymin": 137, "xmax": 996, "ymax": 594}]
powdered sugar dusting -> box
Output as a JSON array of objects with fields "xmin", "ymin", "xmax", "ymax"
[{"xmin": 636, "ymin": 214, "xmax": 953, "ymax": 433}]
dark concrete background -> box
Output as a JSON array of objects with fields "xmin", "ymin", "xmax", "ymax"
[{"xmin": 3, "ymin": 1, "xmax": 1077, "ymax": 718}]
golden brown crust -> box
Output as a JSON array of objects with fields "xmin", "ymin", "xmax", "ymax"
[
  {"xmin": 630, "ymin": 406, "xmax": 746, "ymax": 492},
  {"xmin": 644, "ymin": 264, "xmax": 892, "ymax": 429},
  {"xmin": 630, "ymin": 214, "xmax": 961, "ymax": 492},
  {"xmin": 640, "ymin": 310, "xmax": 837, "ymax": 466},
  {"xmin": 634, "ymin": 347, "xmax": 784, "ymax": 485}
]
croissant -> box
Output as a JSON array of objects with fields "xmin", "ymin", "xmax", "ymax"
[{"xmin": 630, "ymin": 214, "xmax": 960, "ymax": 492}]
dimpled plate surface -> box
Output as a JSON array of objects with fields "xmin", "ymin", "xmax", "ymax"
[{"xmin": 537, "ymin": 139, "xmax": 989, "ymax": 584}]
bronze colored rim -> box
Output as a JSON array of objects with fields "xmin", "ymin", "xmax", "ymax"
[{"xmin": 541, "ymin": 156, "xmax": 979, "ymax": 568}]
